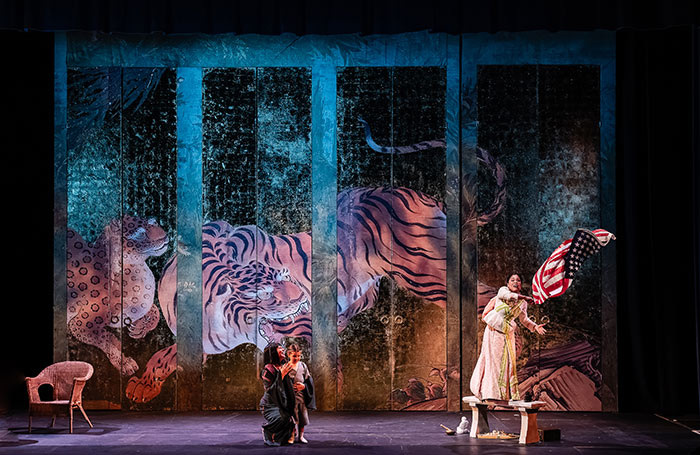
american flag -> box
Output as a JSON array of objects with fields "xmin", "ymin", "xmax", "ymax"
[{"xmin": 532, "ymin": 229, "xmax": 616, "ymax": 304}]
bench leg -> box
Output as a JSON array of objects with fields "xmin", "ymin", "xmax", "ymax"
[
  {"xmin": 469, "ymin": 404, "xmax": 490, "ymax": 437},
  {"xmin": 518, "ymin": 408, "xmax": 540, "ymax": 444}
]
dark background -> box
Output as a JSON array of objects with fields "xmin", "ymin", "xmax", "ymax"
[{"xmin": 0, "ymin": 0, "xmax": 698, "ymax": 415}]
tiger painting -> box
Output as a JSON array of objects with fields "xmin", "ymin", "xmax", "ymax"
[
  {"xmin": 126, "ymin": 247, "xmax": 310, "ymax": 402},
  {"xmin": 125, "ymin": 185, "xmax": 451, "ymax": 402},
  {"xmin": 67, "ymin": 216, "xmax": 169, "ymax": 376}
]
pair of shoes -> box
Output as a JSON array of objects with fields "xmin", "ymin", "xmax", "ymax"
[{"xmin": 299, "ymin": 436, "xmax": 308, "ymax": 444}]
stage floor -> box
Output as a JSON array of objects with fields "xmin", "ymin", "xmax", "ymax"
[{"xmin": 1, "ymin": 410, "xmax": 699, "ymax": 454}]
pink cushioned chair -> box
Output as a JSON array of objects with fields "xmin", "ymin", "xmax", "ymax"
[{"xmin": 25, "ymin": 361, "xmax": 94, "ymax": 433}]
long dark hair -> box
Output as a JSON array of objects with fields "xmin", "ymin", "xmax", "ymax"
[
  {"xmin": 262, "ymin": 342, "xmax": 284, "ymax": 367},
  {"xmin": 506, "ymin": 273, "xmax": 523, "ymax": 284}
]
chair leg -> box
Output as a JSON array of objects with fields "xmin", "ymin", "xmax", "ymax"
[
  {"xmin": 69, "ymin": 407, "xmax": 74, "ymax": 434},
  {"xmin": 78, "ymin": 405, "xmax": 93, "ymax": 428},
  {"xmin": 51, "ymin": 415, "xmax": 56, "ymax": 427}
]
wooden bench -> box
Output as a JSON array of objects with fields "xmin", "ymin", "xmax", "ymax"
[{"xmin": 462, "ymin": 396, "xmax": 546, "ymax": 444}]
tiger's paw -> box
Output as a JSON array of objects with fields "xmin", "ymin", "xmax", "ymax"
[
  {"xmin": 125, "ymin": 344, "xmax": 176, "ymax": 403},
  {"xmin": 125, "ymin": 373, "xmax": 163, "ymax": 403},
  {"xmin": 258, "ymin": 317, "xmax": 283, "ymax": 345}
]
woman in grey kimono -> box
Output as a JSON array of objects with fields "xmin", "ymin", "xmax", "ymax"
[{"xmin": 260, "ymin": 342, "xmax": 296, "ymax": 446}]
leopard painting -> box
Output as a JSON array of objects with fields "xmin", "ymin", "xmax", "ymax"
[{"xmin": 67, "ymin": 216, "xmax": 169, "ymax": 376}]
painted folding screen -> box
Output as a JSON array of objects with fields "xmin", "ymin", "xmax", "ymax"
[
  {"xmin": 65, "ymin": 67, "xmax": 177, "ymax": 410},
  {"xmin": 336, "ymin": 67, "xmax": 447, "ymax": 410},
  {"xmin": 196, "ymin": 67, "xmax": 312, "ymax": 410},
  {"xmin": 475, "ymin": 65, "xmax": 604, "ymax": 410},
  {"xmin": 55, "ymin": 32, "xmax": 615, "ymax": 411}
]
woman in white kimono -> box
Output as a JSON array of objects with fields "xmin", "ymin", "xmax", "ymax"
[{"xmin": 470, "ymin": 273, "xmax": 546, "ymax": 401}]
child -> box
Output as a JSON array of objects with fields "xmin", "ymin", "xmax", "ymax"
[{"xmin": 285, "ymin": 343, "xmax": 315, "ymax": 444}]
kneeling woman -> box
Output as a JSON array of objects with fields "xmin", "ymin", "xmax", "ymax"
[{"xmin": 260, "ymin": 342, "xmax": 296, "ymax": 446}]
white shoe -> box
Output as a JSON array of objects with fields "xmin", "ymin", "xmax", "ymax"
[{"xmin": 299, "ymin": 436, "xmax": 308, "ymax": 444}]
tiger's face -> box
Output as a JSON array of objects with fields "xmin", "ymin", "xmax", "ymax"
[{"xmin": 203, "ymin": 261, "xmax": 310, "ymax": 354}]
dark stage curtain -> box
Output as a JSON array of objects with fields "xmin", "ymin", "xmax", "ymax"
[
  {"xmin": 0, "ymin": 31, "xmax": 54, "ymax": 412},
  {"xmin": 617, "ymin": 26, "xmax": 700, "ymax": 415},
  {"xmin": 0, "ymin": 0, "xmax": 699, "ymax": 35},
  {"xmin": 695, "ymin": 26, "xmax": 700, "ymax": 418}
]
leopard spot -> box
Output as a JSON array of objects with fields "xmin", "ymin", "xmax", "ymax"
[
  {"xmin": 67, "ymin": 270, "xmax": 74, "ymax": 278},
  {"xmin": 79, "ymin": 267, "xmax": 88, "ymax": 276},
  {"xmin": 83, "ymin": 256, "xmax": 92, "ymax": 264},
  {"xmin": 91, "ymin": 303, "xmax": 100, "ymax": 312},
  {"xmin": 91, "ymin": 276, "xmax": 100, "ymax": 285},
  {"xmin": 133, "ymin": 285, "xmax": 141, "ymax": 292},
  {"xmin": 90, "ymin": 290, "xmax": 100, "ymax": 298},
  {"xmin": 81, "ymin": 312, "xmax": 89, "ymax": 319},
  {"xmin": 86, "ymin": 322, "xmax": 93, "ymax": 328},
  {"xmin": 74, "ymin": 241, "xmax": 83, "ymax": 249},
  {"xmin": 95, "ymin": 316, "xmax": 103, "ymax": 324},
  {"xmin": 70, "ymin": 291, "xmax": 78, "ymax": 299},
  {"xmin": 78, "ymin": 283, "xmax": 88, "ymax": 291}
]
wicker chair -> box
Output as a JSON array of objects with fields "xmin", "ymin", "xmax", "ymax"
[{"xmin": 25, "ymin": 361, "xmax": 94, "ymax": 433}]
